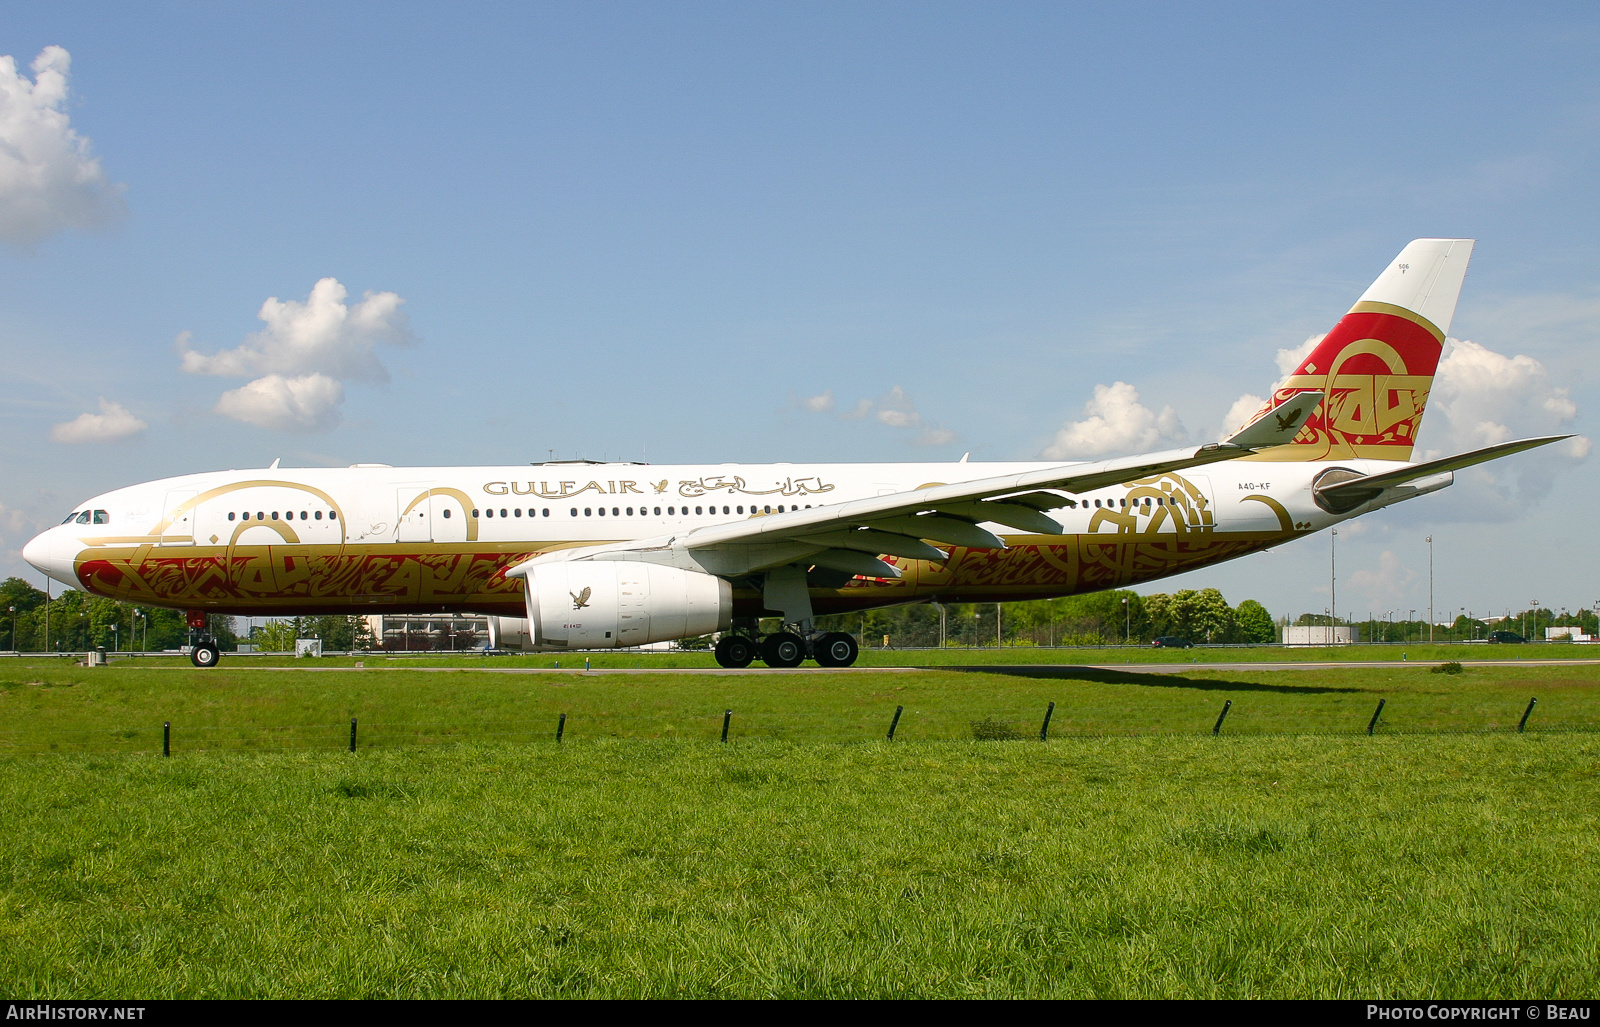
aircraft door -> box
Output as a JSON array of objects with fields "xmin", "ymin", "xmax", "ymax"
[
  {"xmin": 160, "ymin": 490, "xmax": 198, "ymax": 546},
  {"xmin": 397, "ymin": 490, "xmax": 431, "ymax": 543},
  {"xmin": 428, "ymin": 492, "xmax": 468, "ymax": 542}
]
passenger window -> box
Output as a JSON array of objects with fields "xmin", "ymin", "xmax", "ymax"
[
  {"xmin": 722, "ymin": 506, "xmax": 729, "ymax": 514},
  {"xmin": 228, "ymin": 512, "xmax": 236, "ymax": 521},
  {"xmin": 329, "ymin": 511, "xmax": 337, "ymax": 520},
  {"xmin": 570, "ymin": 508, "xmax": 578, "ymax": 517},
  {"xmin": 695, "ymin": 506, "xmax": 703, "ymax": 515},
  {"xmin": 500, "ymin": 509, "xmax": 508, "ymax": 518},
  {"xmin": 486, "ymin": 509, "xmax": 493, "ymax": 517},
  {"xmin": 543, "ymin": 509, "xmax": 550, "ymax": 517},
  {"xmin": 626, "ymin": 507, "xmax": 634, "ymax": 516},
  {"xmin": 512, "ymin": 508, "xmax": 519, "ymax": 517},
  {"xmin": 598, "ymin": 507, "xmax": 606, "ymax": 516},
  {"xmin": 444, "ymin": 509, "xmax": 453, "ymax": 518},
  {"xmin": 653, "ymin": 507, "xmax": 661, "ymax": 516},
  {"xmin": 315, "ymin": 510, "xmax": 323, "ymax": 520},
  {"xmin": 472, "ymin": 509, "xmax": 479, "ymax": 518},
  {"xmin": 737, "ymin": 506, "xmax": 744, "ymax": 514},
  {"xmin": 612, "ymin": 507, "xmax": 619, "ymax": 516},
  {"xmin": 763, "ymin": 506, "xmax": 771, "ymax": 514},
  {"xmin": 778, "ymin": 505, "xmax": 785, "ymax": 513},
  {"xmin": 585, "ymin": 508, "xmax": 592, "ymax": 516}
]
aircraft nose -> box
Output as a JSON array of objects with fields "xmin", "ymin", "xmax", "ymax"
[{"xmin": 22, "ymin": 526, "xmax": 83, "ymax": 586}]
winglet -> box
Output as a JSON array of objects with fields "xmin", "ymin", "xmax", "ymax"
[{"xmin": 1223, "ymin": 391, "xmax": 1324, "ymax": 450}]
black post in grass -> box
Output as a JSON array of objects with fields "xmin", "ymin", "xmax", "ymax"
[
  {"xmin": 1212, "ymin": 699, "xmax": 1232, "ymax": 736},
  {"xmin": 887, "ymin": 705, "xmax": 904, "ymax": 741},
  {"xmin": 556, "ymin": 713, "xmax": 566, "ymax": 742},
  {"xmin": 1367, "ymin": 698, "xmax": 1386, "ymax": 736},
  {"xmin": 721, "ymin": 709, "xmax": 732, "ymax": 744},
  {"xmin": 1518, "ymin": 698, "xmax": 1537, "ymax": 733},
  {"xmin": 349, "ymin": 718, "xmax": 357, "ymax": 753},
  {"xmin": 163, "ymin": 721, "xmax": 170, "ymax": 758},
  {"xmin": 1039, "ymin": 701, "xmax": 1055, "ymax": 742}
]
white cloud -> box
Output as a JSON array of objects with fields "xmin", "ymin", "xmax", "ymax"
[
  {"xmin": 1411, "ymin": 336, "xmax": 1588, "ymax": 519},
  {"xmin": 179, "ymin": 278, "xmax": 410, "ymax": 383},
  {"xmin": 214, "ymin": 373, "xmax": 345, "ymax": 432},
  {"xmin": 799, "ymin": 390, "xmax": 834, "ymax": 413},
  {"xmin": 1275, "ymin": 335, "xmax": 1321, "ymax": 378},
  {"xmin": 1221, "ymin": 393, "xmax": 1267, "ymax": 437},
  {"xmin": 48, "ymin": 398, "xmax": 146, "ymax": 444},
  {"xmin": 1346, "ymin": 550, "xmax": 1418, "ymax": 609},
  {"xmin": 0, "ymin": 489, "xmax": 64, "ymax": 571},
  {"xmin": 0, "ymin": 46, "xmax": 124, "ymax": 248},
  {"xmin": 180, "ymin": 278, "xmax": 411, "ymax": 433},
  {"xmin": 806, "ymin": 385, "xmax": 957, "ymax": 446},
  {"xmin": 1043, "ymin": 381, "xmax": 1186, "ymax": 459}
]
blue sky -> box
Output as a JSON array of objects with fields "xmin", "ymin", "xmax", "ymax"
[{"xmin": 2, "ymin": 3, "xmax": 1596, "ymax": 623}]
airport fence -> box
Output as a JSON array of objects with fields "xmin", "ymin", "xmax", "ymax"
[{"xmin": 2, "ymin": 695, "xmax": 1592, "ymax": 757}]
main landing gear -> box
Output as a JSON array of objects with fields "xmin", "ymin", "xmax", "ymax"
[
  {"xmin": 711, "ymin": 566, "xmax": 863, "ymax": 669},
  {"xmin": 713, "ymin": 629, "xmax": 861, "ymax": 669},
  {"xmin": 187, "ymin": 609, "xmax": 222, "ymax": 668}
]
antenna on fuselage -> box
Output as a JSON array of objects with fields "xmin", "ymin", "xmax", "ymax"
[{"xmin": 268, "ymin": 457, "xmax": 281, "ymax": 470}]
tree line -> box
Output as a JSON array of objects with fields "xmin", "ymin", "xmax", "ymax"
[
  {"xmin": 0, "ymin": 578, "xmax": 376, "ymax": 653},
  {"xmin": 812, "ymin": 588, "xmax": 1278, "ymax": 648}
]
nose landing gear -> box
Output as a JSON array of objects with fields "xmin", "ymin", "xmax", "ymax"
[{"xmin": 186, "ymin": 609, "xmax": 222, "ymax": 668}]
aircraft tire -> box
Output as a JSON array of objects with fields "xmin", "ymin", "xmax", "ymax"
[
  {"xmin": 813, "ymin": 632, "xmax": 859, "ymax": 668},
  {"xmin": 714, "ymin": 635, "xmax": 756, "ymax": 668},
  {"xmin": 760, "ymin": 632, "xmax": 805, "ymax": 668},
  {"xmin": 190, "ymin": 643, "xmax": 221, "ymax": 668}
]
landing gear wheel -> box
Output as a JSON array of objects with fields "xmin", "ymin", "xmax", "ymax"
[
  {"xmin": 760, "ymin": 632, "xmax": 806, "ymax": 668},
  {"xmin": 190, "ymin": 642, "xmax": 221, "ymax": 668},
  {"xmin": 714, "ymin": 635, "xmax": 756, "ymax": 668},
  {"xmin": 813, "ymin": 632, "xmax": 860, "ymax": 668}
]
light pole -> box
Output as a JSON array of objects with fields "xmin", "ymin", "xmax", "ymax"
[
  {"xmin": 7, "ymin": 605, "xmax": 14, "ymax": 652},
  {"xmin": 996, "ymin": 603, "xmax": 1002, "ymax": 648},
  {"xmin": 1426, "ymin": 535, "xmax": 1434, "ymax": 643},
  {"xmin": 1122, "ymin": 596, "xmax": 1129, "ymax": 645},
  {"xmin": 1408, "ymin": 609, "xmax": 1415, "ymax": 644},
  {"xmin": 1530, "ymin": 600, "xmax": 1540, "ymax": 643},
  {"xmin": 135, "ymin": 610, "xmax": 144, "ymax": 652},
  {"xmin": 1330, "ymin": 529, "xmax": 1338, "ymax": 635}
]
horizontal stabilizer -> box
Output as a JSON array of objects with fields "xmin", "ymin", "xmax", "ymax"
[
  {"xmin": 1224, "ymin": 391, "xmax": 1324, "ymax": 449},
  {"xmin": 1315, "ymin": 435, "xmax": 1572, "ymax": 499}
]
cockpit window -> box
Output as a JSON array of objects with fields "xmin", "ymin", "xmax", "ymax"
[
  {"xmin": 93, "ymin": 510, "xmax": 109, "ymax": 524},
  {"xmin": 61, "ymin": 511, "xmax": 80, "ymax": 524},
  {"xmin": 75, "ymin": 511, "xmax": 91, "ymax": 524}
]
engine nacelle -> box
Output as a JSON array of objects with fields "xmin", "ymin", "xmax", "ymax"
[{"xmin": 512, "ymin": 560, "xmax": 731, "ymax": 649}]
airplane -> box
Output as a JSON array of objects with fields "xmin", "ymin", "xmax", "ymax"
[{"xmin": 22, "ymin": 239, "xmax": 1569, "ymax": 669}]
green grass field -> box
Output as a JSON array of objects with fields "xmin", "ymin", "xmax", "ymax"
[{"xmin": 3, "ymin": 655, "xmax": 1599, "ymax": 997}]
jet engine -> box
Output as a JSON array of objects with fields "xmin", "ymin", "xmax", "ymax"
[{"xmin": 502, "ymin": 560, "xmax": 731, "ymax": 650}]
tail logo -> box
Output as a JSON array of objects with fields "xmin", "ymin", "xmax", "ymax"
[{"xmin": 1251, "ymin": 303, "xmax": 1444, "ymax": 462}]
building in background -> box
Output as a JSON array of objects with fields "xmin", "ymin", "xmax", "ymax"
[{"xmin": 1282, "ymin": 626, "xmax": 1359, "ymax": 645}]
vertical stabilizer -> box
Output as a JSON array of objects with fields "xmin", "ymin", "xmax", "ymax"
[{"xmin": 1246, "ymin": 238, "xmax": 1474, "ymax": 462}]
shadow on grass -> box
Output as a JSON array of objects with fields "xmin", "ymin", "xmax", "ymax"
[{"xmin": 927, "ymin": 664, "xmax": 1368, "ymax": 695}]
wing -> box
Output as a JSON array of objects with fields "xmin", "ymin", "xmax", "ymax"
[{"xmin": 507, "ymin": 393, "xmax": 1321, "ymax": 581}]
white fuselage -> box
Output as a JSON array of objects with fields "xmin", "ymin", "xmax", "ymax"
[{"xmin": 24, "ymin": 455, "xmax": 1416, "ymax": 619}]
